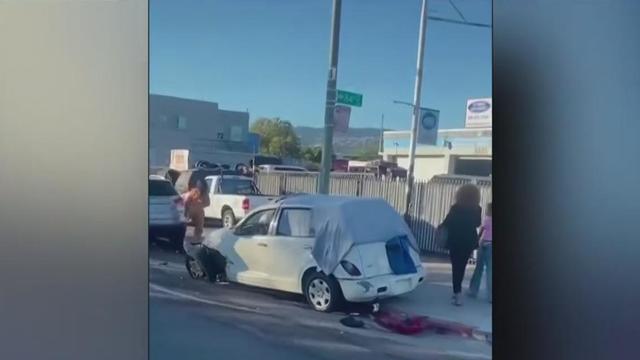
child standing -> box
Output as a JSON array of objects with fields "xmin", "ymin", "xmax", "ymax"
[{"xmin": 468, "ymin": 202, "xmax": 492, "ymax": 303}]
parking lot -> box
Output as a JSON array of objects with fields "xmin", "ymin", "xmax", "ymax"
[{"xmin": 150, "ymin": 226, "xmax": 492, "ymax": 360}]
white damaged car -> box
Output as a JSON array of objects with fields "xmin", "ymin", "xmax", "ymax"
[{"xmin": 187, "ymin": 194, "xmax": 426, "ymax": 312}]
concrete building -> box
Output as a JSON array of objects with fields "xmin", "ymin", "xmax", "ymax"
[
  {"xmin": 150, "ymin": 94, "xmax": 256, "ymax": 167},
  {"xmin": 381, "ymin": 127, "xmax": 492, "ymax": 181}
]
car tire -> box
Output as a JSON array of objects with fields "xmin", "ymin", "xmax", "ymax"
[
  {"xmin": 221, "ymin": 209, "xmax": 236, "ymax": 229},
  {"xmin": 185, "ymin": 255, "xmax": 206, "ymax": 280},
  {"xmin": 303, "ymin": 272, "xmax": 343, "ymax": 313}
]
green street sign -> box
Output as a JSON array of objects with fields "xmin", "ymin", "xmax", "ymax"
[{"xmin": 337, "ymin": 90, "xmax": 363, "ymax": 107}]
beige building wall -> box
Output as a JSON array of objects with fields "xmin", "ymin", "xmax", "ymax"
[{"xmin": 396, "ymin": 155, "xmax": 451, "ymax": 182}]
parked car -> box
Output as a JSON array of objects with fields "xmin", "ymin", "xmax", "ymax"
[
  {"xmin": 150, "ymin": 167, "xmax": 181, "ymax": 185},
  {"xmin": 203, "ymin": 175, "xmax": 275, "ymax": 228},
  {"xmin": 192, "ymin": 194, "xmax": 425, "ymax": 312},
  {"xmin": 257, "ymin": 164, "xmax": 309, "ymax": 173},
  {"xmin": 149, "ymin": 176, "xmax": 187, "ymax": 248},
  {"xmin": 249, "ymin": 155, "xmax": 282, "ymax": 168}
]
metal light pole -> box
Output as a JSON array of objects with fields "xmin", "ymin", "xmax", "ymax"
[
  {"xmin": 404, "ymin": 0, "xmax": 429, "ymax": 220},
  {"xmin": 378, "ymin": 113, "xmax": 384, "ymax": 154},
  {"xmin": 318, "ymin": 0, "xmax": 342, "ymax": 194}
]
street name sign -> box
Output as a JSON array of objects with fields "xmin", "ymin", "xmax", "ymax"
[{"xmin": 337, "ymin": 90, "xmax": 363, "ymax": 107}]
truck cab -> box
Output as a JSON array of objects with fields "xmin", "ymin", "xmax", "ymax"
[{"xmin": 203, "ymin": 175, "xmax": 275, "ymax": 228}]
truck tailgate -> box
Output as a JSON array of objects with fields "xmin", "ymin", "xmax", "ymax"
[{"xmin": 246, "ymin": 195, "xmax": 276, "ymax": 210}]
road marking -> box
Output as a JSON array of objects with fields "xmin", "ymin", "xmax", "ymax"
[
  {"xmin": 440, "ymin": 351, "xmax": 491, "ymax": 359},
  {"xmin": 149, "ymin": 283, "xmax": 260, "ymax": 313},
  {"xmin": 292, "ymin": 338, "xmax": 372, "ymax": 353}
]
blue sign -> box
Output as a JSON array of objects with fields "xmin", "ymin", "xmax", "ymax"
[
  {"xmin": 248, "ymin": 132, "xmax": 261, "ymax": 154},
  {"xmin": 417, "ymin": 108, "xmax": 440, "ymax": 145},
  {"xmin": 468, "ymin": 100, "xmax": 491, "ymax": 113},
  {"xmin": 421, "ymin": 112, "xmax": 438, "ymax": 130}
]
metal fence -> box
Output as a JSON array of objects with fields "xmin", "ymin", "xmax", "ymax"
[{"xmin": 254, "ymin": 172, "xmax": 492, "ymax": 255}]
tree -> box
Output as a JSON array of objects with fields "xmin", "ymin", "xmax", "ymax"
[
  {"xmin": 351, "ymin": 142, "xmax": 380, "ymax": 161},
  {"xmin": 250, "ymin": 117, "xmax": 301, "ymax": 158},
  {"xmin": 301, "ymin": 146, "xmax": 322, "ymax": 164}
]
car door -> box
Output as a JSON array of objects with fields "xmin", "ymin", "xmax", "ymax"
[
  {"xmin": 260, "ymin": 207, "xmax": 315, "ymax": 293},
  {"xmin": 229, "ymin": 208, "xmax": 277, "ymax": 288},
  {"xmin": 203, "ymin": 177, "xmax": 220, "ymax": 219}
]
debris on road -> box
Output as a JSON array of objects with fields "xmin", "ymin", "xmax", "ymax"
[
  {"xmin": 340, "ymin": 315, "xmax": 365, "ymax": 328},
  {"xmin": 373, "ymin": 309, "xmax": 477, "ymax": 338}
]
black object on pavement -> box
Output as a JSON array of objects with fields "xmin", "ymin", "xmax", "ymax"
[{"xmin": 340, "ymin": 316, "xmax": 365, "ymax": 328}]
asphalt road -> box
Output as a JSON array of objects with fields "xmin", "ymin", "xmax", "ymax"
[{"xmin": 149, "ymin": 229, "xmax": 491, "ymax": 360}]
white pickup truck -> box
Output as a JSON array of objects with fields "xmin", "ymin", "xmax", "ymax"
[{"xmin": 203, "ymin": 175, "xmax": 276, "ymax": 228}]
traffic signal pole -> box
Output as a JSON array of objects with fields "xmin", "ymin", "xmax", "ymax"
[{"xmin": 404, "ymin": 0, "xmax": 428, "ymax": 219}]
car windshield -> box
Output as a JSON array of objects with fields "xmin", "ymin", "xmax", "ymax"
[
  {"xmin": 149, "ymin": 180, "xmax": 177, "ymax": 196},
  {"xmin": 218, "ymin": 179, "xmax": 258, "ymax": 195}
]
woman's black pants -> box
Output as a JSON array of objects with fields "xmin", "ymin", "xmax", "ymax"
[{"xmin": 449, "ymin": 247, "xmax": 473, "ymax": 294}]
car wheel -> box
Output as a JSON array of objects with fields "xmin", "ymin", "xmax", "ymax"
[
  {"xmin": 304, "ymin": 272, "xmax": 343, "ymax": 312},
  {"xmin": 222, "ymin": 209, "xmax": 236, "ymax": 229},
  {"xmin": 185, "ymin": 255, "xmax": 206, "ymax": 280}
]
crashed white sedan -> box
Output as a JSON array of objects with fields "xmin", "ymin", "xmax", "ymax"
[{"xmin": 190, "ymin": 194, "xmax": 426, "ymax": 312}]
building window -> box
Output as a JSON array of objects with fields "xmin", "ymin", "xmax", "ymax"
[
  {"xmin": 230, "ymin": 126, "xmax": 243, "ymax": 142},
  {"xmin": 177, "ymin": 116, "xmax": 187, "ymax": 130}
]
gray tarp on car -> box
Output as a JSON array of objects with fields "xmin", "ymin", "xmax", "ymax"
[{"xmin": 279, "ymin": 195, "xmax": 419, "ymax": 275}]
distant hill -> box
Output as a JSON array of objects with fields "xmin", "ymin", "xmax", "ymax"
[{"xmin": 295, "ymin": 126, "xmax": 388, "ymax": 155}]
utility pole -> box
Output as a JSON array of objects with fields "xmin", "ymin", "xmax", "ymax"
[
  {"xmin": 404, "ymin": 0, "xmax": 428, "ymax": 220},
  {"xmin": 378, "ymin": 114, "xmax": 384, "ymax": 153},
  {"xmin": 318, "ymin": 0, "xmax": 342, "ymax": 194}
]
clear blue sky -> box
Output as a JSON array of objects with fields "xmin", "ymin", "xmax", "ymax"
[{"xmin": 150, "ymin": 0, "xmax": 491, "ymax": 130}]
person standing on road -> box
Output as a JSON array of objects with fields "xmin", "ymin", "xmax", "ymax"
[
  {"xmin": 183, "ymin": 180, "xmax": 210, "ymax": 243},
  {"xmin": 468, "ymin": 202, "xmax": 492, "ymax": 303},
  {"xmin": 440, "ymin": 184, "xmax": 482, "ymax": 306}
]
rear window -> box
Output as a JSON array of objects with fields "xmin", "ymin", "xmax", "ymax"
[
  {"xmin": 149, "ymin": 180, "xmax": 178, "ymax": 196},
  {"xmin": 218, "ymin": 179, "xmax": 258, "ymax": 195}
]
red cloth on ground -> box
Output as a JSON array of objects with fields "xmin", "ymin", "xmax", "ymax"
[{"xmin": 373, "ymin": 309, "xmax": 475, "ymax": 337}]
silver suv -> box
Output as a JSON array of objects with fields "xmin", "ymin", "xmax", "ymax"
[{"xmin": 149, "ymin": 176, "xmax": 187, "ymax": 248}]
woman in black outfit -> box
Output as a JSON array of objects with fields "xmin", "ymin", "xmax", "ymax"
[{"xmin": 441, "ymin": 184, "xmax": 482, "ymax": 306}]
